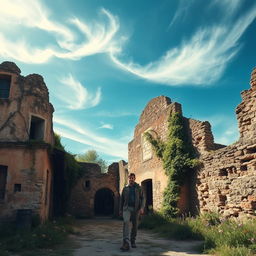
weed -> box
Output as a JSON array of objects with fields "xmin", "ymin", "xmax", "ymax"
[{"xmin": 140, "ymin": 211, "xmax": 256, "ymax": 255}]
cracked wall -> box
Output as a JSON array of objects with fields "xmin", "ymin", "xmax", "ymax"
[
  {"xmin": 0, "ymin": 62, "xmax": 54, "ymax": 222},
  {"xmin": 129, "ymin": 68, "xmax": 256, "ymax": 218}
]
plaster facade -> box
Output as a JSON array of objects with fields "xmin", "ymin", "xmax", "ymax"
[{"xmin": 0, "ymin": 62, "xmax": 54, "ymax": 222}]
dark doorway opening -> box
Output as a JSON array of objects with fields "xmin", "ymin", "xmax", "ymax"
[
  {"xmin": 94, "ymin": 188, "xmax": 114, "ymax": 216},
  {"xmin": 142, "ymin": 179, "xmax": 153, "ymax": 214}
]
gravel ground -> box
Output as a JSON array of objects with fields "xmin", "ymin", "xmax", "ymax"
[{"xmin": 71, "ymin": 218, "xmax": 211, "ymax": 256}]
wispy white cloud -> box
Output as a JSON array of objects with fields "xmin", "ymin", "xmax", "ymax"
[
  {"xmin": 111, "ymin": 2, "xmax": 256, "ymax": 86},
  {"xmin": 215, "ymin": 124, "xmax": 239, "ymax": 145},
  {"xmin": 168, "ymin": 0, "xmax": 195, "ymax": 29},
  {"xmin": 53, "ymin": 116, "xmax": 127, "ymax": 159},
  {"xmin": 55, "ymin": 74, "xmax": 101, "ymax": 110},
  {"xmin": 0, "ymin": 0, "xmax": 120, "ymax": 63},
  {"xmin": 99, "ymin": 123, "xmax": 114, "ymax": 129}
]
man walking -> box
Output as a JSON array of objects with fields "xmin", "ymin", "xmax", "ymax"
[{"xmin": 120, "ymin": 173, "xmax": 145, "ymax": 251}]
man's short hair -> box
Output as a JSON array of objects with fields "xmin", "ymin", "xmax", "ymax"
[{"xmin": 128, "ymin": 173, "xmax": 136, "ymax": 178}]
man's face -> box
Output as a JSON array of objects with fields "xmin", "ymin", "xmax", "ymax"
[{"xmin": 128, "ymin": 175, "xmax": 135, "ymax": 186}]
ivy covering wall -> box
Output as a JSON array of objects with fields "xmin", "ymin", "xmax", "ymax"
[{"xmin": 145, "ymin": 112, "xmax": 198, "ymax": 217}]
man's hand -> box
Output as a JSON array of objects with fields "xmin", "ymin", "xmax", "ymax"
[{"xmin": 139, "ymin": 209, "xmax": 144, "ymax": 215}]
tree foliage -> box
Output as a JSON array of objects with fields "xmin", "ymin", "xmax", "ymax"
[
  {"xmin": 145, "ymin": 112, "xmax": 199, "ymax": 217},
  {"xmin": 75, "ymin": 150, "xmax": 108, "ymax": 173}
]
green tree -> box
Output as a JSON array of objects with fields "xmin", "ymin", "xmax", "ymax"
[{"xmin": 75, "ymin": 150, "xmax": 108, "ymax": 173}]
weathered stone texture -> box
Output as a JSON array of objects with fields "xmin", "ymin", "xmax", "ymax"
[
  {"xmin": 0, "ymin": 62, "xmax": 54, "ymax": 222},
  {"xmin": 129, "ymin": 68, "xmax": 256, "ymax": 218},
  {"xmin": 0, "ymin": 141, "xmax": 52, "ymax": 222},
  {"xmin": 128, "ymin": 96, "xmax": 210, "ymax": 213},
  {"xmin": 186, "ymin": 118, "xmax": 215, "ymax": 154},
  {"xmin": 0, "ymin": 62, "xmax": 54, "ymax": 145},
  {"xmin": 198, "ymin": 140, "xmax": 256, "ymax": 218},
  {"xmin": 68, "ymin": 162, "xmax": 120, "ymax": 218},
  {"xmin": 197, "ymin": 68, "xmax": 256, "ymax": 218},
  {"xmin": 236, "ymin": 68, "xmax": 256, "ymax": 142}
]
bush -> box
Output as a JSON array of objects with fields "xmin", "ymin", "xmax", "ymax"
[{"xmin": 0, "ymin": 217, "xmax": 75, "ymax": 254}]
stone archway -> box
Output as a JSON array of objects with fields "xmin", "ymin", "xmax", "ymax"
[
  {"xmin": 94, "ymin": 188, "xmax": 114, "ymax": 216},
  {"xmin": 141, "ymin": 179, "xmax": 153, "ymax": 214}
]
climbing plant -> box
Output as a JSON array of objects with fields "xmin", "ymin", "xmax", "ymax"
[
  {"xmin": 145, "ymin": 112, "xmax": 199, "ymax": 217},
  {"xmin": 53, "ymin": 133, "xmax": 84, "ymax": 207}
]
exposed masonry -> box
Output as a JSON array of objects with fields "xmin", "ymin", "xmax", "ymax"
[
  {"xmin": 0, "ymin": 62, "xmax": 54, "ymax": 222},
  {"xmin": 1, "ymin": 60, "xmax": 255, "ymax": 221},
  {"xmin": 0, "ymin": 62, "xmax": 54, "ymax": 144},
  {"xmin": 68, "ymin": 162, "xmax": 125, "ymax": 218},
  {"xmin": 197, "ymin": 68, "xmax": 256, "ymax": 218},
  {"xmin": 129, "ymin": 67, "xmax": 256, "ymax": 218}
]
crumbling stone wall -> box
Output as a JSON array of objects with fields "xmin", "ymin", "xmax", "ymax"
[
  {"xmin": 198, "ymin": 141, "xmax": 256, "ymax": 218},
  {"xmin": 128, "ymin": 96, "xmax": 209, "ymax": 213},
  {"xmin": 197, "ymin": 68, "xmax": 256, "ymax": 218},
  {"xmin": 129, "ymin": 68, "xmax": 256, "ymax": 218},
  {"xmin": 0, "ymin": 61, "xmax": 54, "ymax": 144},
  {"xmin": 68, "ymin": 162, "xmax": 120, "ymax": 217},
  {"xmin": 0, "ymin": 62, "xmax": 54, "ymax": 222}
]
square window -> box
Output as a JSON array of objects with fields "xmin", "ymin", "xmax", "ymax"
[
  {"xmin": 0, "ymin": 75, "xmax": 11, "ymax": 99},
  {"xmin": 83, "ymin": 180, "xmax": 91, "ymax": 191},
  {"xmin": 14, "ymin": 184, "xmax": 21, "ymax": 192}
]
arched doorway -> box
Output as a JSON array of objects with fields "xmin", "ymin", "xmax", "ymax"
[
  {"xmin": 94, "ymin": 188, "xmax": 114, "ymax": 216},
  {"xmin": 141, "ymin": 179, "xmax": 153, "ymax": 214}
]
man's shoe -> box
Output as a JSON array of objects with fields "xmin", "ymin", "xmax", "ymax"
[
  {"xmin": 120, "ymin": 241, "xmax": 130, "ymax": 251},
  {"xmin": 131, "ymin": 241, "xmax": 137, "ymax": 248}
]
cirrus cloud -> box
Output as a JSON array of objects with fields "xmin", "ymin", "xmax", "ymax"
[
  {"xmin": 0, "ymin": 0, "xmax": 120, "ymax": 63},
  {"xmin": 55, "ymin": 74, "xmax": 101, "ymax": 110}
]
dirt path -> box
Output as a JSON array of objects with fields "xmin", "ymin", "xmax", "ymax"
[{"xmin": 71, "ymin": 218, "xmax": 210, "ymax": 256}]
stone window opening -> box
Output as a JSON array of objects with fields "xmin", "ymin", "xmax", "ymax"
[
  {"xmin": 0, "ymin": 165, "xmax": 8, "ymax": 200},
  {"xmin": 83, "ymin": 180, "xmax": 91, "ymax": 191},
  {"xmin": 14, "ymin": 184, "xmax": 21, "ymax": 192},
  {"xmin": 29, "ymin": 115, "xmax": 45, "ymax": 141},
  {"xmin": 0, "ymin": 75, "xmax": 11, "ymax": 99},
  {"xmin": 142, "ymin": 129, "xmax": 157, "ymax": 162}
]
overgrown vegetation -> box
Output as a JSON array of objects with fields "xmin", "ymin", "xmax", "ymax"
[
  {"xmin": 145, "ymin": 112, "xmax": 198, "ymax": 217},
  {"xmin": 0, "ymin": 216, "xmax": 76, "ymax": 256},
  {"xmin": 140, "ymin": 212, "xmax": 256, "ymax": 256},
  {"xmin": 54, "ymin": 133, "xmax": 84, "ymax": 210},
  {"xmin": 75, "ymin": 149, "xmax": 108, "ymax": 173}
]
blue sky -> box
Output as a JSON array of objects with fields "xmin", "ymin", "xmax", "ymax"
[{"xmin": 1, "ymin": 0, "xmax": 256, "ymax": 163}]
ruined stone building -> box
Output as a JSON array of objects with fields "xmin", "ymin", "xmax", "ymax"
[
  {"xmin": 129, "ymin": 68, "xmax": 256, "ymax": 218},
  {"xmin": 68, "ymin": 160, "xmax": 127, "ymax": 218},
  {"xmin": 0, "ymin": 61, "xmax": 54, "ymax": 222},
  {"xmin": 1, "ymin": 60, "xmax": 255, "ymax": 222}
]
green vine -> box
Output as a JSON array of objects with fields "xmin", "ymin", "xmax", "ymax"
[
  {"xmin": 145, "ymin": 112, "xmax": 199, "ymax": 217},
  {"xmin": 54, "ymin": 134, "xmax": 84, "ymax": 210}
]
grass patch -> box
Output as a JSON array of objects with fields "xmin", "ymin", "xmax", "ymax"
[
  {"xmin": 0, "ymin": 216, "xmax": 76, "ymax": 255},
  {"xmin": 139, "ymin": 212, "xmax": 256, "ymax": 255}
]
